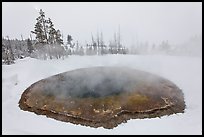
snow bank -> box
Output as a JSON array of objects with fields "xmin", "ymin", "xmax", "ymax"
[{"xmin": 2, "ymin": 55, "xmax": 202, "ymax": 135}]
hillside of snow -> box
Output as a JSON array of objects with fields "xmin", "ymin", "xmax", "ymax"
[{"xmin": 2, "ymin": 55, "xmax": 202, "ymax": 135}]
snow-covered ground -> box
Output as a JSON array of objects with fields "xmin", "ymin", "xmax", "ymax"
[{"xmin": 2, "ymin": 55, "xmax": 202, "ymax": 135}]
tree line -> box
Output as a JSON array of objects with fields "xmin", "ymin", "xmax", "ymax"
[
  {"xmin": 2, "ymin": 9, "xmax": 129, "ymax": 64},
  {"xmin": 3, "ymin": 9, "xmax": 182, "ymax": 65}
]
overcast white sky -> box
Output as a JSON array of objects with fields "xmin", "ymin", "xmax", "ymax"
[{"xmin": 2, "ymin": 2, "xmax": 202, "ymax": 47}]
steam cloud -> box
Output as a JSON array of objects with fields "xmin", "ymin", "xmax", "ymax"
[{"xmin": 32, "ymin": 67, "xmax": 176, "ymax": 99}]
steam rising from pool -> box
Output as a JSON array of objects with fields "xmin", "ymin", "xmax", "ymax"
[{"xmin": 19, "ymin": 67, "xmax": 185, "ymax": 129}]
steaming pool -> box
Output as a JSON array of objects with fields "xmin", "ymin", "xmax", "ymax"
[{"xmin": 19, "ymin": 67, "xmax": 185, "ymax": 129}]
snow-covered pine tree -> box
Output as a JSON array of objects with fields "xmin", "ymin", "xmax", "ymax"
[
  {"xmin": 47, "ymin": 18, "xmax": 56, "ymax": 44},
  {"xmin": 31, "ymin": 9, "xmax": 47, "ymax": 44},
  {"xmin": 7, "ymin": 37, "xmax": 15, "ymax": 61},
  {"xmin": 27, "ymin": 38, "xmax": 34, "ymax": 54},
  {"xmin": 2, "ymin": 43, "xmax": 7, "ymax": 63},
  {"xmin": 66, "ymin": 34, "xmax": 74, "ymax": 54},
  {"xmin": 31, "ymin": 9, "xmax": 66, "ymax": 59},
  {"xmin": 31, "ymin": 9, "xmax": 64, "ymax": 45},
  {"xmin": 55, "ymin": 30, "xmax": 63, "ymax": 45},
  {"xmin": 67, "ymin": 34, "xmax": 73, "ymax": 46},
  {"xmin": 2, "ymin": 37, "xmax": 15, "ymax": 65}
]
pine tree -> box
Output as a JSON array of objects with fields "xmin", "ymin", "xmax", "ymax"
[
  {"xmin": 47, "ymin": 18, "xmax": 56, "ymax": 44},
  {"xmin": 7, "ymin": 37, "xmax": 15, "ymax": 61},
  {"xmin": 31, "ymin": 9, "xmax": 64, "ymax": 45},
  {"xmin": 31, "ymin": 9, "xmax": 47, "ymax": 44},
  {"xmin": 39, "ymin": 9, "xmax": 48, "ymax": 43},
  {"xmin": 27, "ymin": 38, "xmax": 34, "ymax": 54},
  {"xmin": 2, "ymin": 36, "xmax": 15, "ymax": 64},
  {"xmin": 2, "ymin": 43, "xmax": 7, "ymax": 62},
  {"xmin": 67, "ymin": 34, "xmax": 73, "ymax": 45},
  {"xmin": 31, "ymin": 9, "xmax": 65, "ymax": 59},
  {"xmin": 55, "ymin": 30, "xmax": 63, "ymax": 45}
]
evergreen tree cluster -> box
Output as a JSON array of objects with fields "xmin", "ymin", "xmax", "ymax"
[
  {"xmin": 2, "ymin": 37, "xmax": 35, "ymax": 65},
  {"xmin": 31, "ymin": 9, "xmax": 63, "ymax": 45},
  {"xmin": 30, "ymin": 9, "xmax": 66, "ymax": 60}
]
